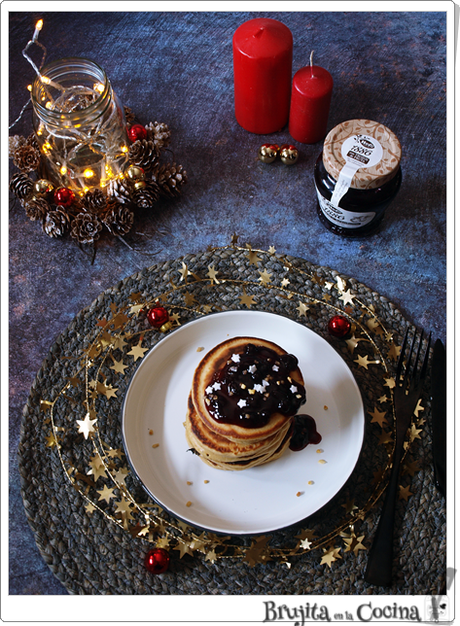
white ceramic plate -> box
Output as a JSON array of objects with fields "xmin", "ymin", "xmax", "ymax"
[{"xmin": 122, "ymin": 310, "xmax": 364, "ymax": 535}]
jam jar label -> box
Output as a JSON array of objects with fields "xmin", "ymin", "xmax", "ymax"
[
  {"xmin": 315, "ymin": 184, "xmax": 376, "ymax": 229},
  {"xmin": 330, "ymin": 134, "xmax": 384, "ymax": 207}
]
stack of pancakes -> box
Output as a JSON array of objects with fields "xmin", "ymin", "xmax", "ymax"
[{"xmin": 185, "ymin": 337, "xmax": 305, "ymax": 470}]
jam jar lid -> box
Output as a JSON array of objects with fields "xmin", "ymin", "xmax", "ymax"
[{"xmin": 322, "ymin": 119, "xmax": 402, "ymax": 190}]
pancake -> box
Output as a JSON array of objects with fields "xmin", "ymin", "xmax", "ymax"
[
  {"xmin": 191, "ymin": 337, "xmax": 305, "ymax": 443},
  {"xmin": 185, "ymin": 394, "xmax": 293, "ymax": 468},
  {"xmin": 186, "ymin": 337, "xmax": 306, "ymax": 470}
]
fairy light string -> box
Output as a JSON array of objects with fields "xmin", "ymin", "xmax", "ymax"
[{"xmin": 41, "ymin": 243, "xmax": 426, "ymax": 567}]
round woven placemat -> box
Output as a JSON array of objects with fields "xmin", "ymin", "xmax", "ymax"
[{"xmin": 18, "ymin": 245, "xmax": 446, "ymax": 595}]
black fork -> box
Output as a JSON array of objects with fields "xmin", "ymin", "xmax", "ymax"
[{"xmin": 364, "ymin": 328, "xmax": 431, "ymax": 586}]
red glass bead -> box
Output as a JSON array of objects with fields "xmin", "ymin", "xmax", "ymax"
[
  {"xmin": 127, "ymin": 124, "xmax": 148, "ymax": 142},
  {"xmin": 144, "ymin": 548, "xmax": 170, "ymax": 574},
  {"xmin": 53, "ymin": 187, "xmax": 75, "ymax": 208},
  {"xmin": 147, "ymin": 306, "xmax": 169, "ymax": 328},
  {"xmin": 327, "ymin": 315, "xmax": 352, "ymax": 338}
]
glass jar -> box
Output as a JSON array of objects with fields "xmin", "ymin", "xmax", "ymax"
[
  {"xmin": 314, "ymin": 119, "xmax": 402, "ymax": 237},
  {"xmin": 31, "ymin": 58, "xmax": 129, "ymax": 194}
]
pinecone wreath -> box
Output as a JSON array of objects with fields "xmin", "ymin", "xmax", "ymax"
[{"xmin": 8, "ymin": 106, "xmax": 187, "ymax": 256}]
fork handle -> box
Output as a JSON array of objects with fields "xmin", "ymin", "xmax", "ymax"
[{"xmin": 364, "ymin": 444, "xmax": 404, "ymax": 586}]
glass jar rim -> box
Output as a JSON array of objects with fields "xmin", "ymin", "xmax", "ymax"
[{"xmin": 31, "ymin": 57, "xmax": 111, "ymax": 124}]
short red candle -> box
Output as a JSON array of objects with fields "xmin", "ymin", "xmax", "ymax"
[
  {"xmin": 233, "ymin": 18, "xmax": 293, "ymax": 134},
  {"xmin": 289, "ymin": 65, "xmax": 333, "ymax": 144}
]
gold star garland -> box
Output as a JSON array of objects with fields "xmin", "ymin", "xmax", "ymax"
[{"xmin": 40, "ymin": 241, "xmax": 428, "ymax": 568}]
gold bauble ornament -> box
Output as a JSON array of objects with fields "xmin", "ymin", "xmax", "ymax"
[
  {"xmin": 280, "ymin": 144, "xmax": 299, "ymax": 165},
  {"xmin": 133, "ymin": 180, "xmax": 147, "ymax": 191},
  {"xmin": 258, "ymin": 143, "xmax": 279, "ymax": 164},
  {"xmin": 34, "ymin": 179, "xmax": 55, "ymax": 195},
  {"xmin": 125, "ymin": 165, "xmax": 145, "ymax": 181}
]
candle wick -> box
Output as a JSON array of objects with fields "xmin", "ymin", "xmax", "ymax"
[
  {"xmin": 254, "ymin": 27, "xmax": 265, "ymax": 38},
  {"xmin": 310, "ymin": 50, "xmax": 315, "ymax": 77}
]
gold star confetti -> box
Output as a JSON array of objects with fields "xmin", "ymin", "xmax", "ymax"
[
  {"xmin": 239, "ymin": 288, "xmax": 255, "ymax": 308},
  {"xmin": 207, "ymin": 264, "xmax": 219, "ymax": 284},
  {"xmin": 403, "ymin": 458, "xmax": 420, "ymax": 476},
  {"xmin": 114, "ymin": 497, "xmax": 134, "ymax": 514},
  {"xmin": 413, "ymin": 398, "xmax": 424, "ymax": 418},
  {"xmin": 258, "ymin": 269, "xmax": 272, "ymax": 285},
  {"xmin": 324, "ymin": 281, "xmax": 334, "ymax": 290},
  {"xmin": 248, "ymin": 249, "xmax": 261, "ymax": 266},
  {"xmin": 384, "ymin": 377, "xmax": 396, "ymax": 389},
  {"xmin": 268, "ymin": 245, "xmax": 276, "ymax": 254},
  {"xmin": 110, "ymin": 356, "xmax": 128, "ymax": 374},
  {"xmin": 296, "ymin": 301, "xmax": 309, "ymax": 317},
  {"xmin": 342, "ymin": 533, "xmax": 366, "ymax": 554},
  {"xmin": 184, "ymin": 291, "xmax": 198, "ymax": 306},
  {"xmin": 169, "ymin": 312, "xmax": 181, "ymax": 325},
  {"xmin": 409, "ymin": 423, "xmax": 423, "ymax": 442},
  {"xmin": 399, "ymin": 485, "xmax": 413, "ymax": 501},
  {"xmin": 97, "ymin": 484, "xmax": 115, "ymax": 503},
  {"xmin": 281, "ymin": 277, "xmax": 290, "ymax": 288},
  {"xmin": 321, "ymin": 546, "xmax": 342, "ymax": 568},
  {"xmin": 178, "ymin": 261, "xmax": 190, "ymax": 282},
  {"xmin": 174, "ymin": 539, "xmax": 194, "ymax": 558},
  {"xmin": 45, "ymin": 431, "xmax": 59, "ymax": 449},
  {"xmin": 369, "ymin": 407, "xmax": 388, "ymax": 427},
  {"xmin": 336, "ymin": 276, "xmax": 347, "ymax": 292},
  {"xmin": 345, "ymin": 335, "xmax": 359, "ymax": 354},
  {"xmin": 76, "ymin": 412, "xmax": 97, "ymax": 439},
  {"xmin": 341, "ymin": 498, "xmax": 358, "ymax": 515},
  {"xmin": 388, "ymin": 342, "xmax": 401, "ymax": 361},
  {"xmin": 85, "ymin": 502, "xmax": 96, "ymax": 514},
  {"xmin": 339, "ymin": 289, "xmax": 355, "ymax": 306},
  {"xmin": 129, "ymin": 303, "xmax": 144, "ymax": 315},
  {"xmin": 354, "ymin": 354, "xmax": 372, "ymax": 369},
  {"xmin": 204, "ymin": 548, "xmax": 217, "ymax": 563},
  {"xmin": 243, "ymin": 535, "xmax": 270, "ymax": 566},
  {"xmin": 88, "ymin": 453, "xmax": 106, "ymax": 481},
  {"xmin": 378, "ymin": 430, "xmax": 393, "ymax": 446},
  {"xmin": 378, "ymin": 394, "xmax": 389, "ymax": 404},
  {"xmin": 128, "ymin": 340, "xmax": 148, "ymax": 361}
]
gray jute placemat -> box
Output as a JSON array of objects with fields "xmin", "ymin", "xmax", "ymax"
[{"xmin": 18, "ymin": 245, "xmax": 446, "ymax": 595}]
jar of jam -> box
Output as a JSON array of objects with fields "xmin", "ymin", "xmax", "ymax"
[{"xmin": 314, "ymin": 119, "xmax": 402, "ymax": 236}]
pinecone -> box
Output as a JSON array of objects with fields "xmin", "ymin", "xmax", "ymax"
[
  {"xmin": 128, "ymin": 139, "xmax": 160, "ymax": 172},
  {"xmin": 132, "ymin": 180, "xmax": 160, "ymax": 209},
  {"xmin": 43, "ymin": 208, "xmax": 71, "ymax": 238},
  {"xmin": 104, "ymin": 200, "xmax": 134, "ymax": 236},
  {"xmin": 155, "ymin": 162, "xmax": 187, "ymax": 198},
  {"xmin": 106, "ymin": 177, "xmax": 132, "ymax": 205},
  {"xmin": 13, "ymin": 143, "xmax": 41, "ymax": 173},
  {"xmin": 23, "ymin": 196, "xmax": 49, "ymax": 221},
  {"xmin": 81, "ymin": 188, "xmax": 107, "ymax": 213},
  {"xmin": 124, "ymin": 106, "xmax": 136, "ymax": 124},
  {"xmin": 9, "ymin": 172, "xmax": 34, "ymax": 200},
  {"xmin": 70, "ymin": 213, "xmax": 103, "ymax": 244},
  {"xmin": 26, "ymin": 133, "xmax": 40, "ymax": 151},
  {"xmin": 9, "ymin": 135, "xmax": 26, "ymax": 158},
  {"xmin": 146, "ymin": 121, "xmax": 171, "ymax": 151}
]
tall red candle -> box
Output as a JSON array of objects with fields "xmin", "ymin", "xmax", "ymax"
[
  {"xmin": 289, "ymin": 63, "xmax": 333, "ymax": 144},
  {"xmin": 233, "ymin": 18, "xmax": 293, "ymax": 134}
]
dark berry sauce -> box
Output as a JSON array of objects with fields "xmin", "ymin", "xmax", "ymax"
[
  {"xmin": 289, "ymin": 415, "xmax": 322, "ymax": 451},
  {"xmin": 205, "ymin": 343, "xmax": 306, "ymax": 428}
]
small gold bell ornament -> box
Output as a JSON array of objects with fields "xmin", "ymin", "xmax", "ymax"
[
  {"xmin": 280, "ymin": 144, "xmax": 299, "ymax": 165},
  {"xmin": 258, "ymin": 143, "xmax": 279, "ymax": 164}
]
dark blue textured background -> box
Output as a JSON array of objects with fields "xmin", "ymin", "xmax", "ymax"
[{"xmin": 8, "ymin": 10, "xmax": 446, "ymax": 594}]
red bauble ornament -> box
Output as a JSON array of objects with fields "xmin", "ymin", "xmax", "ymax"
[
  {"xmin": 144, "ymin": 548, "xmax": 170, "ymax": 574},
  {"xmin": 147, "ymin": 306, "xmax": 169, "ymax": 328},
  {"xmin": 54, "ymin": 187, "xmax": 75, "ymax": 208},
  {"xmin": 328, "ymin": 315, "xmax": 352, "ymax": 338},
  {"xmin": 127, "ymin": 124, "xmax": 148, "ymax": 142}
]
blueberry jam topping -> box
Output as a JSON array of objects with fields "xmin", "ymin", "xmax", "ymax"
[
  {"xmin": 289, "ymin": 414, "xmax": 322, "ymax": 451},
  {"xmin": 205, "ymin": 343, "xmax": 306, "ymax": 428}
]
